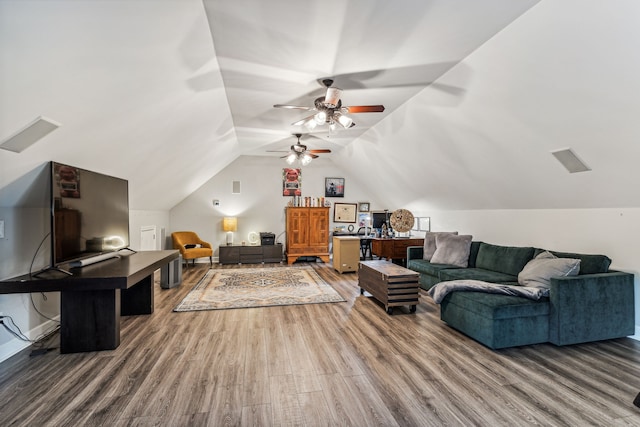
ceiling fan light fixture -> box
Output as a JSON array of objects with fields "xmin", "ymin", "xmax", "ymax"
[
  {"xmin": 304, "ymin": 119, "xmax": 317, "ymax": 131},
  {"xmin": 286, "ymin": 153, "xmax": 297, "ymax": 164},
  {"xmin": 301, "ymin": 153, "xmax": 312, "ymax": 165},
  {"xmin": 336, "ymin": 113, "xmax": 353, "ymax": 129},
  {"xmin": 324, "ymin": 87, "xmax": 342, "ymax": 108},
  {"xmin": 314, "ymin": 111, "xmax": 327, "ymax": 124}
]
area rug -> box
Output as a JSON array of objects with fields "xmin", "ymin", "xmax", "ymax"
[{"xmin": 173, "ymin": 266, "xmax": 345, "ymax": 312}]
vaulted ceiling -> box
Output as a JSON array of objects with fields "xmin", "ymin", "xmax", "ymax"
[{"xmin": 2, "ymin": 0, "xmax": 639, "ymax": 212}]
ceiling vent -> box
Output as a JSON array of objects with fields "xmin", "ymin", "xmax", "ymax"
[
  {"xmin": 551, "ymin": 148, "xmax": 591, "ymax": 173},
  {"xmin": 0, "ymin": 116, "xmax": 61, "ymax": 153}
]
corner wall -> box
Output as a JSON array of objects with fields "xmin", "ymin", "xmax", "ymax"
[{"xmin": 169, "ymin": 155, "xmax": 387, "ymax": 261}]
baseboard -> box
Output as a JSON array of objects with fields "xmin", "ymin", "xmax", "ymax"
[
  {"xmin": 631, "ymin": 326, "xmax": 640, "ymax": 342},
  {"xmin": 0, "ymin": 316, "xmax": 60, "ymax": 363}
]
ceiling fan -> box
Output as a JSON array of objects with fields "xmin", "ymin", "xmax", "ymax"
[
  {"xmin": 268, "ymin": 133, "xmax": 331, "ymax": 165},
  {"xmin": 274, "ymin": 79, "xmax": 385, "ymax": 131}
]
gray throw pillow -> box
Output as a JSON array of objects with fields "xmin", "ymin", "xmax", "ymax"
[
  {"xmin": 430, "ymin": 234, "xmax": 473, "ymax": 267},
  {"xmin": 423, "ymin": 231, "xmax": 458, "ymax": 261},
  {"xmin": 518, "ymin": 251, "xmax": 581, "ymax": 289}
]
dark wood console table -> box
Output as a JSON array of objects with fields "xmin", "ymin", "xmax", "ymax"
[
  {"xmin": 0, "ymin": 250, "xmax": 179, "ymax": 354},
  {"xmin": 371, "ymin": 237, "xmax": 424, "ymax": 264},
  {"xmin": 219, "ymin": 244, "xmax": 283, "ymax": 264}
]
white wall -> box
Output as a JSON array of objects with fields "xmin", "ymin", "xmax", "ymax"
[{"xmin": 169, "ymin": 155, "xmax": 387, "ymax": 260}]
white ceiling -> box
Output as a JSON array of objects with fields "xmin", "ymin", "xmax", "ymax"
[{"xmin": 3, "ymin": 0, "xmax": 640, "ymax": 211}]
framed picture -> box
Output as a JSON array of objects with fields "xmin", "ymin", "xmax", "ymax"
[
  {"xmin": 358, "ymin": 213, "xmax": 371, "ymax": 228},
  {"xmin": 358, "ymin": 202, "xmax": 370, "ymax": 212},
  {"xmin": 283, "ymin": 168, "xmax": 301, "ymax": 196},
  {"xmin": 416, "ymin": 217, "xmax": 431, "ymax": 231},
  {"xmin": 325, "ymin": 177, "xmax": 345, "ymax": 197},
  {"xmin": 333, "ymin": 203, "xmax": 357, "ymax": 223}
]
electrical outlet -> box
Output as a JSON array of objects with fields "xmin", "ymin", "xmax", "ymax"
[{"xmin": 0, "ymin": 219, "xmax": 4, "ymax": 239}]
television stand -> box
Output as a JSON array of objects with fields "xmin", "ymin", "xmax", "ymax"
[{"xmin": 0, "ymin": 250, "xmax": 179, "ymax": 353}]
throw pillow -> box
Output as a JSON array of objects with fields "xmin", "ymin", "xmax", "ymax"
[
  {"xmin": 518, "ymin": 251, "xmax": 581, "ymax": 289},
  {"xmin": 423, "ymin": 231, "xmax": 458, "ymax": 261},
  {"xmin": 430, "ymin": 234, "xmax": 473, "ymax": 267}
]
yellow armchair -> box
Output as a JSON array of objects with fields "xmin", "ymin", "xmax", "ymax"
[{"xmin": 171, "ymin": 231, "xmax": 213, "ymax": 267}]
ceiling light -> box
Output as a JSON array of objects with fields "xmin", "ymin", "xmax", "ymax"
[
  {"xmin": 286, "ymin": 153, "xmax": 297, "ymax": 164},
  {"xmin": 335, "ymin": 112, "xmax": 353, "ymax": 129},
  {"xmin": 300, "ymin": 153, "xmax": 312, "ymax": 166},
  {"xmin": 314, "ymin": 111, "xmax": 327, "ymax": 124},
  {"xmin": 304, "ymin": 119, "xmax": 317, "ymax": 131}
]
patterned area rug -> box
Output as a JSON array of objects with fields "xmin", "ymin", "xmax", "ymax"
[{"xmin": 173, "ymin": 266, "xmax": 345, "ymax": 312}]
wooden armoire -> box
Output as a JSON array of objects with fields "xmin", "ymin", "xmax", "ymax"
[{"xmin": 285, "ymin": 207, "xmax": 330, "ymax": 264}]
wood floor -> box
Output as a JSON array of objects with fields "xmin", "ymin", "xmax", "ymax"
[{"xmin": 1, "ymin": 261, "xmax": 640, "ymax": 426}]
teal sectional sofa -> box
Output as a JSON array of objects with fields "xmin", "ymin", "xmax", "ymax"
[{"xmin": 406, "ymin": 242, "xmax": 635, "ymax": 349}]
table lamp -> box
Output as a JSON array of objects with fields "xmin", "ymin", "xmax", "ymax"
[{"xmin": 223, "ymin": 217, "xmax": 238, "ymax": 245}]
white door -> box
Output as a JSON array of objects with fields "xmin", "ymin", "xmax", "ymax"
[{"xmin": 140, "ymin": 226, "xmax": 156, "ymax": 250}]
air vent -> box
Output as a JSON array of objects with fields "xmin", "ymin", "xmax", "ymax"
[
  {"xmin": 0, "ymin": 116, "xmax": 61, "ymax": 153},
  {"xmin": 551, "ymin": 148, "xmax": 591, "ymax": 173},
  {"xmin": 232, "ymin": 180, "xmax": 241, "ymax": 194}
]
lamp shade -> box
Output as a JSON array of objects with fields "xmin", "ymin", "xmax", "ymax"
[{"xmin": 223, "ymin": 217, "xmax": 238, "ymax": 232}]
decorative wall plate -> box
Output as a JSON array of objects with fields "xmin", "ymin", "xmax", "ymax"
[{"xmin": 389, "ymin": 209, "xmax": 414, "ymax": 233}]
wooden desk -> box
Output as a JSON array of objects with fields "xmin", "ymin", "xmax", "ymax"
[
  {"xmin": 0, "ymin": 250, "xmax": 179, "ymax": 353},
  {"xmin": 370, "ymin": 237, "xmax": 424, "ymax": 262}
]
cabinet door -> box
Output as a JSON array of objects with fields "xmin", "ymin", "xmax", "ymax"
[
  {"xmin": 287, "ymin": 208, "xmax": 309, "ymax": 251},
  {"xmin": 308, "ymin": 208, "xmax": 329, "ymax": 248}
]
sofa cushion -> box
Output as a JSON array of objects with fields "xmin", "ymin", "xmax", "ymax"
[
  {"xmin": 406, "ymin": 259, "xmax": 462, "ymax": 276},
  {"xmin": 430, "ymin": 234, "xmax": 473, "ymax": 267},
  {"xmin": 439, "ymin": 268, "xmax": 517, "ymax": 283},
  {"xmin": 475, "ymin": 243, "xmax": 535, "ymax": 276},
  {"xmin": 518, "ymin": 251, "xmax": 580, "ymax": 289},
  {"xmin": 423, "ymin": 231, "xmax": 458, "ymax": 261},
  {"xmin": 533, "ymin": 248, "xmax": 611, "ymax": 274},
  {"xmin": 442, "ymin": 291, "xmax": 549, "ymax": 320}
]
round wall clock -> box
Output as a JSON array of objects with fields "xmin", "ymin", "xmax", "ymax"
[
  {"xmin": 389, "ymin": 209, "xmax": 414, "ymax": 233},
  {"xmin": 248, "ymin": 231, "xmax": 259, "ymax": 245}
]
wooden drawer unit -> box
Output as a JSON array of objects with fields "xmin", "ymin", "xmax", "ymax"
[
  {"xmin": 219, "ymin": 245, "xmax": 283, "ymax": 264},
  {"xmin": 358, "ymin": 260, "xmax": 420, "ymax": 315}
]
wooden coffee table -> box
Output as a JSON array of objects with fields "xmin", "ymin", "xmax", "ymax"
[{"xmin": 358, "ymin": 260, "xmax": 420, "ymax": 315}]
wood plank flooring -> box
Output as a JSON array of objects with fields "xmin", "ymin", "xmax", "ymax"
[{"xmin": 1, "ymin": 261, "xmax": 640, "ymax": 426}]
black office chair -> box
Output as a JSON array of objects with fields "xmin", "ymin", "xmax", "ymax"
[{"xmin": 357, "ymin": 227, "xmax": 372, "ymax": 260}]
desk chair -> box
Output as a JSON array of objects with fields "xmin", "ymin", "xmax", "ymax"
[{"xmin": 357, "ymin": 227, "xmax": 372, "ymax": 260}]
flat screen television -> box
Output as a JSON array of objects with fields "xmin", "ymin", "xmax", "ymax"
[{"xmin": 50, "ymin": 161, "xmax": 130, "ymax": 267}]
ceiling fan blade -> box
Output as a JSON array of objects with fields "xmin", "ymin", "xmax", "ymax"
[
  {"xmin": 308, "ymin": 149, "xmax": 331, "ymax": 154},
  {"xmin": 274, "ymin": 104, "xmax": 313, "ymax": 110},
  {"xmin": 344, "ymin": 105, "xmax": 385, "ymax": 113},
  {"xmin": 292, "ymin": 114, "xmax": 317, "ymax": 126},
  {"xmin": 309, "ymin": 153, "xmax": 319, "ymax": 159}
]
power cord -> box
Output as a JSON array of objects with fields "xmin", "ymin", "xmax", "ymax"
[
  {"xmin": 28, "ymin": 232, "xmax": 50, "ymax": 277},
  {"xmin": 0, "ymin": 315, "xmax": 60, "ymax": 356}
]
